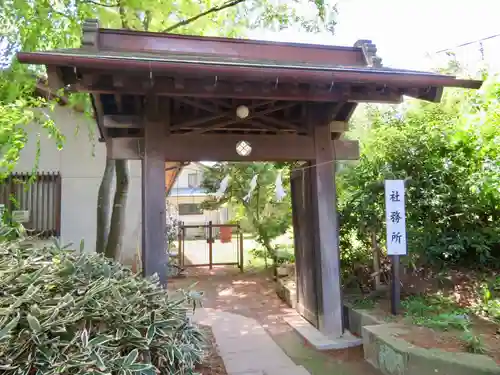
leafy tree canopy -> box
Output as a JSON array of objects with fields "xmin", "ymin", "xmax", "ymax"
[
  {"xmin": 202, "ymin": 162, "xmax": 292, "ymax": 263},
  {"xmin": 0, "ymin": 0, "xmax": 338, "ymax": 176},
  {"xmin": 338, "ymin": 75, "xmax": 500, "ymax": 268}
]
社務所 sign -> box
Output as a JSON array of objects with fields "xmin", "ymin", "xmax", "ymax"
[{"xmin": 384, "ymin": 180, "xmax": 407, "ymax": 256}]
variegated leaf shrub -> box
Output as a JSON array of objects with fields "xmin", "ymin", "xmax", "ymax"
[{"xmin": 0, "ymin": 238, "xmax": 205, "ymax": 375}]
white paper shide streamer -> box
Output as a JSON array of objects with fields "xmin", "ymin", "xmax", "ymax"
[
  {"xmin": 243, "ymin": 174, "xmax": 258, "ymax": 202},
  {"xmin": 215, "ymin": 174, "xmax": 230, "ymax": 199},
  {"xmin": 275, "ymin": 170, "xmax": 286, "ymax": 202}
]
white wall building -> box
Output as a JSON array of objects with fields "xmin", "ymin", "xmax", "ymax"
[
  {"xmin": 5, "ymin": 103, "xmax": 229, "ymax": 262},
  {"xmin": 7, "ymin": 104, "xmax": 142, "ymax": 265},
  {"xmin": 167, "ymin": 162, "xmax": 230, "ymax": 239}
]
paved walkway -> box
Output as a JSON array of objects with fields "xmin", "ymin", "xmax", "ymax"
[
  {"xmin": 192, "ymin": 308, "xmax": 310, "ymax": 375},
  {"xmin": 172, "ymin": 271, "xmax": 379, "ymax": 375}
]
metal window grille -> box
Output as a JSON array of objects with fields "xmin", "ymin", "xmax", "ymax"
[{"xmin": 0, "ymin": 172, "xmax": 61, "ymax": 238}]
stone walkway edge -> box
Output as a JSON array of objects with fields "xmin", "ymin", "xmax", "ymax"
[{"xmin": 191, "ymin": 308, "xmax": 311, "ymax": 375}]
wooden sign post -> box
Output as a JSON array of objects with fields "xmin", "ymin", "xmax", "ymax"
[{"xmin": 384, "ymin": 180, "xmax": 407, "ymax": 315}]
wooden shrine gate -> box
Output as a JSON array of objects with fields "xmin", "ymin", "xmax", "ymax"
[
  {"xmin": 177, "ymin": 222, "xmax": 244, "ymax": 271},
  {"xmin": 290, "ymin": 166, "xmax": 320, "ymax": 328},
  {"xmin": 19, "ymin": 19, "xmax": 481, "ymax": 338}
]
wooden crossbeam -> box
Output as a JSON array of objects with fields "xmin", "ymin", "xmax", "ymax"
[
  {"xmin": 170, "ymin": 100, "xmax": 275, "ymax": 131},
  {"xmin": 106, "ymin": 135, "xmax": 359, "ymax": 161},
  {"xmin": 214, "ymin": 99, "xmax": 305, "ymax": 133},
  {"xmin": 190, "ymin": 102, "xmax": 296, "ymax": 135},
  {"xmin": 102, "ymin": 101, "xmax": 308, "ymax": 134}
]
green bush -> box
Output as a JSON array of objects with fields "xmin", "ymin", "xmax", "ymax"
[
  {"xmin": 462, "ymin": 331, "xmax": 486, "ymax": 354},
  {"xmin": 339, "ymin": 76, "xmax": 500, "ymax": 268},
  {"xmin": 0, "ymin": 239, "xmax": 205, "ymax": 375},
  {"xmin": 478, "ymin": 277, "xmax": 500, "ymax": 321}
]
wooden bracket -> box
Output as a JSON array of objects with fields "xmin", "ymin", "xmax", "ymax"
[
  {"xmin": 329, "ymin": 121, "xmax": 349, "ymax": 133},
  {"xmin": 81, "ymin": 19, "xmax": 100, "ymax": 49},
  {"xmin": 46, "ymin": 66, "xmax": 65, "ymax": 95},
  {"xmin": 354, "ymin": 39, "xmax": 383, "ymax": 68}
]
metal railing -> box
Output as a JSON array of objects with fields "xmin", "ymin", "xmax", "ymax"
[{"xmin": 177, "ymin": 221, "xmax": 243, "ymax": 271}]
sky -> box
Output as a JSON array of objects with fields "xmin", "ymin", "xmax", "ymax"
[
  {"xmin": 249, "ymin": 0, "xmax": 500, "ymax": 73},
  {"xmin": 208, "ymin": 0, "xmax": 500, "ymax": 166}
]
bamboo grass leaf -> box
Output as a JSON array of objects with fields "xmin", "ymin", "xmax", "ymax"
[{"xmin": 26, "ymin": 313, "xmax": 42, "ymax": 332}]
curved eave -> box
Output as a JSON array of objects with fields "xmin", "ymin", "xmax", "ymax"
[{"xmin": 17, "ymin": 51, "xmax": 483, "ymax": 90}]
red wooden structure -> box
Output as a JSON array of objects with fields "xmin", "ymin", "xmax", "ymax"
[{"xmin": 17, "ymin": 19, "xmax": 481, "ymax": 339}]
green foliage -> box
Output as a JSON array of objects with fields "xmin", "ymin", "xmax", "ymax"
[
  {"xmin": 202, "ymin": 162, "xmax": 292, "ymax": 263},
  {"xmin": 0, "ymin": 70, "xmax": 65, "ymax": 179},
  {"xmin": 414, "ymin": 313, "xmax": 470, "ymax": 331},
  {"xmin": 0, "ymin": 238, "xmax": 205, "ymax": 374},
  {"xmin": 250, "ymin": 244, "xmax": 295, "ymax": 265},
  {"xmin": 462, "ymin": 331, "xmax": 486, "ymax": 354},
  {"xmin": 275, "ymin": 245, "xmax": 295, "ymax": 264},
  {"xmin": 1, "ymin": 0, "xmax": 335, "ymax": 179},
  {"xmin": 350, "ymin": 296, "xmax": 376, "ymax": 310},
  {"xmin": 402, "ymin": 295, "xmax": 470, "ymax": 331},
  {"xmin": 476, "ymin": 276, "xmax": 500, "ymax": 322},
  {"xmin": 339, "ymin": 76, "xmax": 500, "ymax": 267}
]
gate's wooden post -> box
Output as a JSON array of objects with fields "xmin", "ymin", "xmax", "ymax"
[
  {"xmin": 310, "ymin": 106, "xmax": 344, "ymax": 338},
  {"xmin": 141, "ymin": 100, "xmax": 167, "ymax": 285},
  {"xmin": 208, "ymin": 221, "xmax": 213, "ymax": 269}
]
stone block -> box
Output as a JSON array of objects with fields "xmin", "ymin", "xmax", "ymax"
[
  {"xmin": 344, "ymin": 303, "xmax": 384, "ymax": 337},
  {"xmin": 283, "ymin": 314, "xmax": 362, "ymax": 350},
  {"xmin": 362, "ymin": 324, "xmax": 500, "ymax": 375},
  {"xmin": 275, "ymin": 278, "xmax": 297, "ymax": 308}
]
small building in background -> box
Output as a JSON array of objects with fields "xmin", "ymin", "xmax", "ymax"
[{"xmin": 167, "ymin": 162, "xmax": 230, "ymax": 239}]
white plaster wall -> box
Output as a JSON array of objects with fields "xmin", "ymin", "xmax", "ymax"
[
  {"xmin": 15, "ymin": 106, "xmax": 141, "ymax": 264},
  {"xmin": 173, "ymin": 163, "xmax": 204, "ymax": 189}
]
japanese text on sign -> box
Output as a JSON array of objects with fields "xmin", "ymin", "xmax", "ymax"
[{"xmin": 384, "ymin": 180, "xmax": 407, "ymax": 255}]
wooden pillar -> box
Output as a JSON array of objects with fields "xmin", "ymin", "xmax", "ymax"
[
  {"xmin": 291, "ymin": 167, "xmax": 320, "ymax": 328},
  {"xmin": 312, "ymin": 120, "xmax": 344, "ymax": 338},
  {"xmin": 142, "ymin": 106, "xmax": 167, "ymax": 285}
]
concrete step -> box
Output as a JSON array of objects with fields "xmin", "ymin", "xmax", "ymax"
[{"xmin": 283, "ymin": 314, "xmax": 362, "ymax": 350}]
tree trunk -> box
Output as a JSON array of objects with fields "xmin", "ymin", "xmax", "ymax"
[
  {"xmin": 263, "ymin": 239, "xmax": 278, "ymax": 280},
  {"xmin": 105, "ymin": 159, "xmax": 129, "ymax": 260},
  {"xmin": 96, "ymin": 159, "xmax": 115, "ymax": 254},
  {"xmin": 257, "ymin": 226, "xmax": 276, "ymax": 278}
]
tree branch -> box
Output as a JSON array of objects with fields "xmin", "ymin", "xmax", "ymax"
[
  {"xmin": 143, "ymin": 10, "xmax": 153, "ymax": 31},
  {"xmin": 163, "ymin": 0, "xmax": 246, "ymax": 32},
  {"xmin": 82, "ymin": 0, "xmax": 120, "ymax": 7},
  {"xmin": 118, "ymin": 0, "xmax": 130, "ymax": 29}
]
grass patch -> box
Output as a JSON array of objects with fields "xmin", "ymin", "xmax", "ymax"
[
  {"xmin": 402, "ymin": 295, "xmax": 471, "ymax": 331},
  {"xmin": 462, "ymin": 331, "xmax": 487, "ymax": 354},
  {"xmin": 350, "ymin": 296, "xmax": 376, "ymax": 310}
]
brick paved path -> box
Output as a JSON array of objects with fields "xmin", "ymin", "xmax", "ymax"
[{"xmin": 171, "ymin": 269, "xmax": 380, "ymax": 375}]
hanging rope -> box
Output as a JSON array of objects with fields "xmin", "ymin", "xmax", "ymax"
[{"xmin": 178, "ymin": 157, "xmax": 341, "ymax": 202}]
